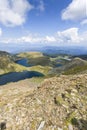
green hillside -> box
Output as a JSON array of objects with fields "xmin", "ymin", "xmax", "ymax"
[
  {"xmin": 0, "ymin": 52, "xmax": 28, "ymax": 75},
  {"xmin": 50, "ymin": 57, "xmax": 87, "ymax": 75}
]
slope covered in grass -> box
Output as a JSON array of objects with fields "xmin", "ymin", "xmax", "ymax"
[
  {"xmin": 0, "ymin": 53, "xmax": 28, "ymax": 75},
  {"xmin": 50, "ymin": 57, "xmax": 87, "ymax": 75},
  {"xmin": 29, "ymin": 65, "xmax": 52, "ymax": 75}
]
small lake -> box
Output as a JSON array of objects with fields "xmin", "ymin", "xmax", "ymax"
[
  {"xmin": 0, "ymin": 71, "xmax": 44, "ymax": 85},
  {"xmin": 55, "ymin": 64, "xmax": 62, "ymax": 67},
  {"xmin": 16, "ymin": 58, "xmax": 32, "ymax": 67}
]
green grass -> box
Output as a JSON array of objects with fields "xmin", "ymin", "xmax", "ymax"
[
  {"xmin": 30, "ymin": 77, "xmax": 44, "ymax": 84},
  {"xmin": 17, "ymin": 52, "xmax": 43, "ymax": 58},
  {"xmin": 29, "ymin": 65, "xmax": 52, "ymax": 75},
  {"xmin": 0, "ymin": 62, "xmax": 29, "ymax": 75},
  {"xmin": 63, "ymin": 64, "xmax": 87, "ymax": 75}
]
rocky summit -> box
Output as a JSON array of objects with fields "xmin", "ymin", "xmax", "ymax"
[{"xmin": 0, "ymin": 74, "xmax": 87, "ymax": 130}]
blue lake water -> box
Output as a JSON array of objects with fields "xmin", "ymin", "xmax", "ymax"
[
  {"xmin": 16, "ymin": 58, "xmax": 32, "ymax": 67},
  {"xmin": 0, "ymin": 58, "xmax": 44, "ymax": 85},
  {"xmin": 55, "ymin": 64, "xmax": 62, "ymax": 67},
  {"xmin": 0, "ymin": 71, "xmax": 44, "ymax": 85}
]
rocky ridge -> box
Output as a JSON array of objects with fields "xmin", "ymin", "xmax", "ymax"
[{"xmin": 0, "ymin": 74, "xmax": 87, "ymax": 130}]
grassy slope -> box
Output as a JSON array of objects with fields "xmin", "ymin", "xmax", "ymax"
[
  {"xmin": 0, "ymin": 55, "xmax": 29, "ymax": 75},
  {"xmin": 29, "ymin": 65, "xmax": 52, "ymax": 75},
  {"xmin": 17, "ymin": 52, "xmax": 44, "ymax": 58},
  {"xmin": 63, "ymin": 64, "xmax": 87, "ymax": 75},
  {"xmin": 50, "ymin": 57, "xmax": 87, "ymax": 75},
  {"xmin": 63, "ymin": 58, "xmax": 87, "ymax": 75},
  {"xmin": 0, "ymin": 62, "xmax": 29, "ymax": 75}
]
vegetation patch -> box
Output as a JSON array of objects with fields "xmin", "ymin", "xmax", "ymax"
[{"xmin": 63, "ymin": 65, "xmax": 87, "ymax": 75}]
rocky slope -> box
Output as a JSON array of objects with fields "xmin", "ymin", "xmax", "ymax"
[{"xmin": 0, "ymin": 74, "xmax": 87, "ymax": 130}]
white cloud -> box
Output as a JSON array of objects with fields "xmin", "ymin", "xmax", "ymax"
[
  {"xmin": 37, "ymin": 0, "xmax": 45, "ymax": 12},
  {"xmin": 0, "ymin": 0, "xmax": 33, "ymax": 27},
  {"xmin": 62, "ymin": 0, "xmax": 87, "ymax": 21},
  {"xmin": 0, "ymin": 28, "xmax": 2, "ymax": 36},
  {"xmin": 1, "ymin": 27, "xmax": 87, "ymax": 46},
  {"xmin": 81, "ymin": 19, "xmax": 87, "ymax": 25},
  {"xmin": 19, "ymin": 35, "xmax": 56, "ymax": 44},
  {"xmin": 80, "ymin": 31, "xmax": 87, "ymax": 42},
  {"xmin": 45, "ymin": 28, "xmax": 84, "ymax": 45},
  {"xmin": 45, "ymin": 36, "xmax": 56, "ymax": 42},
  {"xmin": 20, "ymin": 35, "xmax": 43, "ymax": 43},
  {"xmin": 57, "ymin": 28, "xmax": 81, "ymax": 43}
]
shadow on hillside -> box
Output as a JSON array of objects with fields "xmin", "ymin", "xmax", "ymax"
[
  {"xmin": 71, "ymin": 118, "xmax": 87, "ymax": 130},
  {"xmin": 0, "ymin": 71, "xmax": 44, "ymax": 85}
]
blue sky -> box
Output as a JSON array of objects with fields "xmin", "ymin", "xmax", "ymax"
[{"xmin": 0, "ymin": 0, "xmax": 87, "ymax": 51}]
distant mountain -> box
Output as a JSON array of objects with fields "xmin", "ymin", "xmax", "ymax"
[
  {"xmin": 1, "ymin": 45, "xmax": 87, "ymax": 55},
  {"xmin": 73, "ymin": 55, "xmax": 87, "ymax": 60},
  {"xmin": 42, "ymin": 46, "xmax": 87, "ymax": 56}
]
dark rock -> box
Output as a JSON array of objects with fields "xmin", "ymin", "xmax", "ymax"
[{"xmin": 0, "ymin": 122, "xmax": 6, "ymax": 130}]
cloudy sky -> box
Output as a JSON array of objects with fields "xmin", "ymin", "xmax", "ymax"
[{"xmin": 0, "ymin": 0, "xmax": 87, "ymax": 49}]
